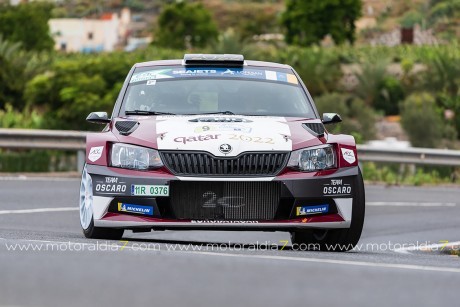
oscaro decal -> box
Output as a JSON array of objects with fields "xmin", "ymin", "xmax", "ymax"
[
  {"xmin": 341, "ymin": 148, "xmax": 356, "ymax": 164},
  {"xmin": 323, "ymin": 179, "xmax": 352, "ymax": 195},
  {"xmin": 95, "ymin": 183, "xmax": 127, "ymax": 193},
  {"xmin": 174, "ymin": 134, "xmax": 220, "ymax": 144},
  {"xmin": 88, "ymin": 146, "xmax": 103, "ymax": 162}
]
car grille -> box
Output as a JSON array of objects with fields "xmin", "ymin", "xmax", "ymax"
[
  {"xmin": 160, "ymin": 151, "xmax": 289, "ymax": 176},
  {"xmin": 170, "ymin": 181, "xmax": 281, "ymax": 220}
]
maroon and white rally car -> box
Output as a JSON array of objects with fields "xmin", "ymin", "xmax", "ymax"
[{"xmin": 80, "ymin": 54, "xmax": 365, "ymax": 251}]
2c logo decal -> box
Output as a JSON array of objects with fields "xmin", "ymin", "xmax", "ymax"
[{"xmin": 202, "ymin": 191, "xmax": 246, "ymax": 208}]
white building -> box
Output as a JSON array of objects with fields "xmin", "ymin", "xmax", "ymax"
[{"xmin": 49, "ymin": 9, "xmax": 131, "ymax": 53}]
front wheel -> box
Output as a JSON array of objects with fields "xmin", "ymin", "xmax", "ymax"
[
  {"xmin": 79, "ymin": 164, "xmax": 124, "ymax": 240},
  {"xmin": 290, "ymin": 169, "xmax": 365, "ymax": 252}
]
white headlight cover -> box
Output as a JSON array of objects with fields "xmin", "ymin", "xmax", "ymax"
[
  {"xmin": 288, "ymin": 144, "xmax": 336, "ymax": 172},
  {"xmin": 111, "ymin": 143, "xmax": 163, "ymax": 170}
]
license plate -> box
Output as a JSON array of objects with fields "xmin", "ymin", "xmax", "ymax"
[{"xmin": 131, "ymin": 185, "xmax": 169, "ymax": 196}]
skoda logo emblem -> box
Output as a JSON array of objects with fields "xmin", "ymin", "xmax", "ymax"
[{"xmin": 219, "ymin": 144, "xmax": 232, "ymax": 154}]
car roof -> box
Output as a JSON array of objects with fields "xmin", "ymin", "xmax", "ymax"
[{"xmin": 134, "ymin": 59, "xmax": 293, "ymax": 70}]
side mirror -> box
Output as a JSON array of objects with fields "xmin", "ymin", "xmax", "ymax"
[
  {"xmin": 86, "ymin": 112, "xmax": 110, "ymax": 124},
  {"xmin": 322, "ymin": 113, "xmax": 342, "ymax": 125}
]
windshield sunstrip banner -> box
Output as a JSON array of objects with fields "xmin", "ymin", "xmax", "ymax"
[{"xmin": 130, "ymin": 67, "xmax": 299, "ymax": 85}]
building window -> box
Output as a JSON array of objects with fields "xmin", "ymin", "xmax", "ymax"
[{"xmin": 88, "ymin": 32, "xmax": 93, "ymax": 40}]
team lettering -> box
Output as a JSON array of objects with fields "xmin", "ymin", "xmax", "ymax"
[
  {"xmin": 323, "ymin": 186, "xmax": 351, "ymax": 195},
  {"xmin": 95, "ymin": 184, "xmax": 127, "ymax": 193}
]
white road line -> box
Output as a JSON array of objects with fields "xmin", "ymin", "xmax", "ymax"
[
  {"xmin": 0, "ymin": 207, "xmax": 78, "ymax": 215},
  {"xmin": 1, "ymin": 237, "xmax": 459, "ymax": 274},
  {"xmin": 0, "ymin": 176, "xmax": 78, "ymax": 182},
  {"xmin": 185, "ymin": 251, "xmax": 460, "ymax": 274},
  {"xmin": 393, "ymin": 241, "xmax": 460, "ymax": 254},
  {"xmin": 367, "ymin": 202, "xmax": 456, "ymax": 207}
]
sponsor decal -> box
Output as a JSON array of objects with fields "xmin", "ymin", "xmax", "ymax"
[
  {"xmin": 131, "ymin": 185, "xmax": 169, "ymax": 196},
  {"xmin": 156, "ymin": 116, "xmax": 292, "ymax": 157},
  {"xmin": 219, "ymin": 143, "xmax": 232, "ymax": 154},
  {"xmin": 296, "ymin": 204, "xmax": 329, "ymax": 216},
  {"xmin": 287, "ymin": 74, "xmax": 299, "ymax": 84},
  {"xmin": 194, "ymin": 124, "xmax": 252, "ymax": 134},
  {"xmin": 130, "ymin": 69, "xmax": 173, "ymax": 83},
  {"xmin": 88, "ymin": 146, "xmax": 103, "ymax": 162},
  {"xmin": 221, "ymin": 69, "xmax": 235, "ymax": 75},
  {"xmin": 191, "ymin": 220, "xmax": 259, "ymax": 224},
  {"xmin": 95, "ymin": 177, "xmax": 127, "ymax": 194},
  {"xmin": 265, "ymin": 70, "xmax": 277, "ymax": 81},
  {"xmin": 173, "ymin": 134, "xmax": 220, "ymax": 144},
  {"xmin": 172, "ymin": 69, "xmax": 217, "ymax": 75},
  {"xmin": 221, "ymin": 69, "xmax": 264, "ymax": 77},
  {"xmin": 146, "ymin": 80, "xmax": 157, "ymax": 86},
  {"xmin": 229, "ymin": 134, "xmax": 275, "ymax": 144},
  {"xmin": 118, "ymin": 202, "xmax": 153, "ymax": 216},
  {"xmin": 323, "ymin": 179, "xmax": 352, "ymax": 196},
  {"xmin": 189, "ymin": 117, "xmax": 253, "ymax": 123},
  {"xmin": 130, "ymin": 67, "xmax": 298, "ymax": 84},
  {"xmin": 202, "ymin": 192, "xmax": 245, "ymax": 208},
  {"xmin": 341, "ymin": 148, "xmax": 356, "ymax": 164}
]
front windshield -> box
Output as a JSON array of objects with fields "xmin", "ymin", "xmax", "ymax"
[{"xmin": 121, "ymin": 66, "xmax": 315, "ymax": 118}]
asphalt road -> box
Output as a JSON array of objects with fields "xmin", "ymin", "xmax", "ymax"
[{"xmin": 0, "ymin": 177, "xmax": 459, "ymax": 307}]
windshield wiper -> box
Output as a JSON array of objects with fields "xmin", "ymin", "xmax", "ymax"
[
  {"xmin": 125, "ymin": 110, "xmax": 176, "ymax": 115},
  {"xmin": 184, "ymin": 111, "xmax": 236, "ymax": 115}
]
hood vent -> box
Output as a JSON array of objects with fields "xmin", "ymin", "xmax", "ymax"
[
  {"xmin": 302, "ymin": 122, "xmax": 326, "ymax": 138},
  {"xmin": 115, "ymin": 121, "xmax": 139, "ymax": 136}
]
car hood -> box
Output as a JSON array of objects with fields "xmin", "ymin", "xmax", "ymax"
[{"xmin": 114, "ymin": 115, "xmax": 324, "ymax": 157}]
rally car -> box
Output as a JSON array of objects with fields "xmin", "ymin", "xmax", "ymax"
[{"xmin": 80, "ymin": 54, "xmax": 365, "ymax": 251}]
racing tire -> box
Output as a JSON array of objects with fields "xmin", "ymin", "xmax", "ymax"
[
  {"xmin": 79, "ymin": 164, "xmax": 124, "ymax": 240},
  {"xmin": 290, "ymin": 168, "xmax": 365, "ymax": 252}
]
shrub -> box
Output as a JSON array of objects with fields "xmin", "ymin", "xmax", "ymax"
[
  {"xmin": 400, "ymin": 93, "xmax": 444, "ymax": 147},
  {"xmin": 314, "ymin": 93, "xmax": 377, "ymax": 142}
]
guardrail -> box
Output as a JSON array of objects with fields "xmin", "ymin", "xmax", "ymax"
[
  {"xmin": 0, "ymin": 128, "xmax": 86, "ymax": 172},
  {"xmin": 1, "ymin": 128, "xmax": 460, "ymax": 172}
]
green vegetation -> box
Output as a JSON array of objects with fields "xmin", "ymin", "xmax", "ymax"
[
  {"xmin": 0, "ymin": 39, "xmax": 459, "ymax": 144},
  {"xmin": 154, "ymin": 1, "xmax": 219, "ymax": 49},
  {"xmin": 281, "ymin": 0, "xmax": 362, "ymax": 45},
  {"xmin": 0, "ymin": 2, "xmax": 54, "ymax": 51},
  {"xmin": 362, "ymin": 162, "xmax": 457, "ymax": 186},
  {"xmin": 0, "ymin": 150, "xmax": 76, "ymax": 172},
  {"xmin": 315, "ymin": 93, "xmax": 376, "ymax": 143}
]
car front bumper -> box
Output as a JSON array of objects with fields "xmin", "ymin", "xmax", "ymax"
[{"xmin": 87, "ymin": 164, "xmax": 360, "ymax": 231}]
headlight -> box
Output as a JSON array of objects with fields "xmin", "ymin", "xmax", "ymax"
[
  {"xmin": 111, "ymin": 143, "xmax": 163, "ymax": 170},
  {"xmin": 287, "ymin": 144, "xmax": 336, "ymax": 172}
]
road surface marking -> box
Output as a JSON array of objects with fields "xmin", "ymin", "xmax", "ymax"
[
  {"xmin": 184, "ymin": 251, "xmax": 460, "ymax": 273},
  {"xmin": 367, "ymin": 202, "xmax": 456, "ymax": 207},
  {"xmin": 1, "ymin": 237, "xmax": 459, "ymax": 274},
  {"xmin": 393, "ymin": 241, "xmax": 460, "ymax": 254},
  {"xmin": 0, "ymin": 207, "xmax": 78, "ymax": 215},
  {"xmin": 0, "ymin": 177, "xmax": 79, "ymax": 181}
]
